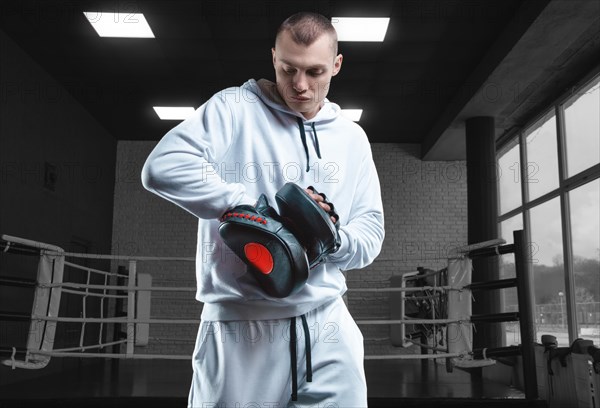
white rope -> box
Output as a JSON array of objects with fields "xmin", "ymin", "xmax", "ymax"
[
  {"xmin": 25, "ymin": 350, "xmax": 463, "ymax": 361},
  {"xmin": 31, "ymin": 315, "xmax": 201, "ymax": 324},
  {"xmin": 26, "ymin": 351, "xmax": 192, "ymax": 360},
  {"xmin": 64, "ymin": 261, "xmax": 128, "ymax": 278},
  {"xmin": 348, "ymin": 286, "xmax": 459, "ymax": 292},
  {"xmin": 30, "ymin": 315, "xmax": 463, "ymax": 326},
  {"xmin": 364, "ymin": 352, "xmax": 462, "ymax": 360},
  {"xmin": 50, "ymin": 339, "xmax": 127, "ymax": 353},
  {"xmin": 403, "ymin": 338, "xmax": 449, "ymax": 353},
  {"xmin": 403, "ymin": 269, "xmax": 446, "ymax": 281},
  {"xmin": 402, "ymin": 294, "xmax": 443, "ymax": 301},
  {"xmin": 126, "ymin": 260, "xmax": 136, "ymax": 356},
  {"xmin": 99, "ymin": 274, "xmax": 107, "ymax": 348},
  {"xmin": 61, "ymin": 252, "xmax": 195, "ymax": 262},
  {"xmin": 2, "ymin": 234, "xmax": 469, "ymax": 367},
  {"xmin": 1, "ymin": 236, "xmax": 194, "ymax": 262},
  {"xmin": 39, "ymin": 282, "xmax": 196, "ymax": 292},
  {"xmin": 356, "ymin": 318, "xmax": 461, "ymax": 325},
  {"xmin": 10, "ymin": 347, "xmax": 16, "ymax": 370},
  {"xmin": 79, "ymin": 270, "xmax": 91, "ymax": 350},
  {"xmin": 61, "ymin": 288, "xmax": 127, "ymax": 299}
]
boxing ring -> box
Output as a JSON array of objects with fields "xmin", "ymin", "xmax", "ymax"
[{"xmin": 0, "ymin": 230, "xmax": 538, "ymax": 399}]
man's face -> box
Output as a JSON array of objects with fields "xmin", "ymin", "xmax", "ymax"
[{"xmin": 272, "ymin": 30, "xmax": 342, "ymax": 120}]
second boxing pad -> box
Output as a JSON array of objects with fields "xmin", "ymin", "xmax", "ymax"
[
  {"xmin": 219, "ymin": 194, "xmax": 309, "ymax": 298},
  {"xmin": 275, "ymin": 183, "xmax": 341, "ymax": 269}
]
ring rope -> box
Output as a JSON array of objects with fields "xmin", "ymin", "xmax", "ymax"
[
  {"xmin": 397, "ymin": 294, "xmax": 443, "ymax": 301},
  {"xmin": 99, "ymin": 273, "xmax": 108, "ymax": 347},
  {"xmin": 403, "ymin": 269, "xmax": 446, "ymax": 281},
  {"xmin": 363, "ymin": 352, "xmax": 462, "ymax": 360},
  {"xmin": 61, "ymin": 288, "xmax": 128, "ymax": 299},
  {"xmin": 24, "ymin": 351, "xmax": 192, "ymax": 360},
  {"xmin": 29, "ymin": 315, "xmax": 464, "ymax": 326},
  {"xmin": 60, "ymin": 251, "xmax": 194, "ymax": 262},
  {"xmin": 2, "ymin": 234, "xmax": 478, "ymax": 366},
  {"xmin": 403, "ymin": 338, "xmax": 449, "ymax": 353},
  {"xmin": 64, "ymin": 260, "xmax": 129, "ymax": 278},
  {"xmin": 40, "ymin": 281, "xmax": 461, "ymax": 294},
  {"xmin": 355, "ymin": 318, "xmax": 462, "ymax": 325},
  {"xmin": 79, "ymin": 271, "xmax": 90, "ymax": 351},
  {"xmin": 347, "ymin": 286, "xmax": 459, "ymax": 292},
  {"xmin": 38, "ymin": 282, "xmax": 196, "ymax": 292},
  {"xmin": 31, "ymin": 316, "xmax": 201, "ymax": 324},
  {"xmin": 50, "ymin": 339, "xmax": 128, "ymax": 353},
  {"xmin": 22, "ymin": 350, "xmax": 465, "ymax": 361},
  {"xmin": 10, "ymin": 347, "xmax": 16, "ymax": 369}
]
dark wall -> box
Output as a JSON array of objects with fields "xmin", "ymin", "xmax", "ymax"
[{"xmin": 0, "ymin": 29, "xmax": 117, "ymax": 385}]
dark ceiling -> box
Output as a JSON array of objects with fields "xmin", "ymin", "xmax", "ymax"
[{"xmin": 1, "ymin": 0, "xmax": 598, "ymax": 159}]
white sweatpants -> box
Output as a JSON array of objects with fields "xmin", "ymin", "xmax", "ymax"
[{"xmin": 188, "ymin": 296, "xmax": 367, "ymax": 408}]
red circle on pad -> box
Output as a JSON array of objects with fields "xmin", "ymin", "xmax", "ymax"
[{"xmin": 244, "ymin": 243, "xmax": 274, "ymax": 275}]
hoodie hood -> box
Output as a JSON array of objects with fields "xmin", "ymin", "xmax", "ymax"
[{"xmin": 242, "ymin": 79, "xmax": 341, "ymax": 171}]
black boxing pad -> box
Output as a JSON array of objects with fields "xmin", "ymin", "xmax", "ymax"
[
  {"xmin": 219, "ymin": 194, "xmax": 309, "ymax": 298},
  {"xmin": 275, "ymin": 183, "xmax": 341, "ymax": 269}
]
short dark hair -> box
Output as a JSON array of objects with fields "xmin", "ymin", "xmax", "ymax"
[{"xmin": 275, "ymin": 12, "xmax": 338, "ymax": 55}]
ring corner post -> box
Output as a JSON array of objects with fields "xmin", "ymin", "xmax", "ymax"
[{"xmin": 513, "ymin": 229, "xmax": 538, "ymax": 400}]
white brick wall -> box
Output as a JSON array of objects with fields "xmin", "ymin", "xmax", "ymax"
[
  {"xmin": 111, "ymin": 142, "xmax": 200, "ymax": 356},
  {"xmin": 351, "ymin": 143, "xmax": 468, "ymax": 356},
  {"xmin": 112, "ymin": 141, "xmax": 467, "ymax": 357}
]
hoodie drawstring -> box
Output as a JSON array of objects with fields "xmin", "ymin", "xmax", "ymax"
[
  {"xmin": 297, "ymin": 117, "xmax": 321, "ymax": 172},
  {"xmin": 311, "ymin": 122, "xmax": 321, "ymax": 159},
  {"xmin": 290, "ymin": 314, "xmax": 312, "ymax": 401}
]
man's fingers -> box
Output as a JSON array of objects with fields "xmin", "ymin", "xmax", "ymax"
[
  {"xmin": 305, "ymin": 188, "xmax": 335, "ymax": 222},
  {"xmin": 305, "ymin": 189, "xmax": 330, "ymax": 210}
]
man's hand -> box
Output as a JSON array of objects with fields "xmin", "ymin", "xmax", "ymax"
[
  {"xmin": 275, "ymin": 183, "xmax": 341, "ymax": 268},
  {"xmin": 304, "ymin": 188, "xmax": 337, "ymax": 224}
]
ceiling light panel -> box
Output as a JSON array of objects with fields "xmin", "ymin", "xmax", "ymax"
[
  {"xmin": 341, "ymin": 109, "xmax": 363, "ymax": 122},
  {"xmin": 331, "ymin": 17, "xmax": 390, "ymax": 42},
  {"xmin": 153, "ymin": 107, "xmax": 196, "ymax": 120},
  {"xmin": 84, "ymin": 12, "xmax": 155, "ymax": 38}
]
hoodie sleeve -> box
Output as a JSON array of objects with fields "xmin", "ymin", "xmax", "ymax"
[
  {"xmin": 327, "ymin": 148, "xmax": 385, "ymax": 271},
  {"xmin": 141, "ymin": 91, "xmax": 256, "ymax": 219}
]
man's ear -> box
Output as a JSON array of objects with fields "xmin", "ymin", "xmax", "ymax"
[
  {"xmin": 332, "ymin": 54, "xmax": 343, "ymax": 76},
  {"xmin": 271, "ymin": 48, "xmax": 276, "ymax": 67}
]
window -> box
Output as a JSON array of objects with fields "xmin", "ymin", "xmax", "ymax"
[
  {"xmin": 530, "ymin": 197, "xmax": 567, "ymax": 343},
  {"xmin": 496, "ymin": 73, "xmax": 600, "ymax": 346},
  {"xmin": 564, "ymin": 81, "xmax": 600, "ymax": 177},
  {"xmin": 498, "ymin": 141, "xmax": 522, "ymax": 214},
  {"xmin": 524, "ymin": 112, "xmax": 559, "ymax": 201},
  {"xmin": 569, "ymin": 179, "xmax": 600, "ymax": 341}
]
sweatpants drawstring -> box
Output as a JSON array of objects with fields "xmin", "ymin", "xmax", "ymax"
[
  {"xmin": 301, "ymin": 315, "xmax": 313, "ymax": 382},
  {"xmin": 290, "ymin": 314, "xmax": 312, "ymax": 401}
]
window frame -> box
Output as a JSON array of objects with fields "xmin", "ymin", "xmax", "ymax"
[{"xmin": 496, "ymin": 69, "xmax": 600, "ymax": 344}]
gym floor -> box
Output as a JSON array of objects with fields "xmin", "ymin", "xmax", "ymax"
[{"xmin": 0, "ymin": 358, "xmax": 545, "ymax": 408}]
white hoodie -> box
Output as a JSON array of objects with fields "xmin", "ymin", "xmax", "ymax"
[{"xmin": 142, "ymin": 79, "xmax": 384, "ymax": 321}]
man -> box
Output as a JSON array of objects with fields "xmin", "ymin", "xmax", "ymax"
[{"xmin": 142, "ymin": 11, "xmax": 384, "ymax": 407}]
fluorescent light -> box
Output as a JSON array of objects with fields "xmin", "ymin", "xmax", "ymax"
[
  {"xmin": 153, "ymin": 107, "xmax": 196, "ymax": 120},
  {"xmin": 331, "ymin": 17, "xmax": 390, "ymax": 42},
  {"xmin": 84, "ymin": 12, "xmax": 155, "ymax": 38},
  {"xmin": 341, "ymin": 109, "xmax": 363, "ymax": 122}
]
